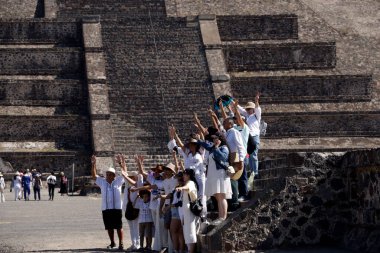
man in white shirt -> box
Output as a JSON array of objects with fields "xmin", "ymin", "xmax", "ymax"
[
  {"xmin": 238, "ymin": 93, "xmax": 261, "ymax": 177},
  {"xmin": 223, "ymin": 117, "xmax": 247, "ymax": 210},
  {"xmin": 91, "ymin": 155, "xmax": 125, "ymax": 250}
]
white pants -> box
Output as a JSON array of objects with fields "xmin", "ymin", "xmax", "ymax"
[
  {"xmin": 14, "ymin": 187, "xmax": 21, "ymax": 201},
  {"xmin": 127, "ymin": 218, "xmax": 140, "ymax": 249},
  {"xmin": 151, "ymin": 209, "xmax": 161, "ymax": 251},
  {"xmin": 195, "ymin": 173, "xmax": 207, "ymax": 217},
  {"xmin": 0, "ymin": 188, "xmax": 5, "ymax": 202}
]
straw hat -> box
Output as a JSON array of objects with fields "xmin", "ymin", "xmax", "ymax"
[
  {"xmin": 0, "ymin": 172, "xmax": 3, "ymax": 177},
  {"xmin": 244, "ymin": 102, "xmax": 256, "ymax": 109},
  {"xmin": 188, "ymin": 138, "xmax": 198, "ymax": 144},
  {"xmin": 163, "ymin": 163, "xmax": 176, "ymax": 174},
  {"xmin": 15, "ymin": 171, "xmax": 20, "ymax": 176}
]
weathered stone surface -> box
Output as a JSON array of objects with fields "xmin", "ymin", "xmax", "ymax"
[
  {"xmin": 0, "ymin": 21, "xmax": 81, "ymax": 45},
  {"xmin": 224, "ymin": 42, "xmax": 336, "ymax": 71},
  {"xmin": 0, "ymin": 48, "xmax": 84, "ymax": 76},
  {"xmin": 85, "ymin": 52, "xmax": 106, "ymax": 81},
  {"xmin": 217, "ymin": 15, "xmax": 298, "ymax": 41}
]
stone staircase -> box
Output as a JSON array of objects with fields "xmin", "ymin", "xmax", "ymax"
[
  {"xmin": 56, "ymin": 0, "xmax": 215, "ymax": 168},
  {"xmin": 0, "ymin": 18, "xmax": 91, "ymax": 174},
  {"xmin": 214, "ymin": 14, "xmax": 380, "ymax": 154}
]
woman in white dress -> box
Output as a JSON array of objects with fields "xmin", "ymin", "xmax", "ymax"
[
  {"xmin": 176, "ymin": 169, "xmax": 198, "ymax": 253},
  {"xmin": 13, "ymin": 172, "xmax": 22, "ymax": 201},
  {"xmin": 168, "ymin": 126, "xmax": 207, "ymax": 217},
  {"xmin": 198, "ymin": 132, "xmax": 232, "ymax": 225}
]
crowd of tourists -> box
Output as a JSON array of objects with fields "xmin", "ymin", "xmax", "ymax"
[
  {"xmin": 0, "ymin": 169, "xmax": 68, "ymax": 202},
  {"xmin": 93, "ymin": 94, "xmax": 263, "ymax": 253}
]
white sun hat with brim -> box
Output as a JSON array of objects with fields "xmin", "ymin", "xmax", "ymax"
[
  {"xmin": 105, "ymin": 167, "xmax": 116, "ymax": 175},
  {"xmin": 244, "ymin": 102, "xmax": 256, "ymax": 109}
]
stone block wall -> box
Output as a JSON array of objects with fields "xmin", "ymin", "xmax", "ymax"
[
  {"xmin": 203, "ymin": 149, "xmax": 380, "ymax": 253},
  {"xmin": 264, "ymin": 113, "xmax": 380, "ymax": 138},
  {"xmin": 0, "ymin": 116, "xmax": 90, "ymax": 150},
  {"xmin": 0, "ymin": 21, "xmax": 81, "ymax": 45},
  {"xmin": 0, "ymin": 79, "xmax": 86, "ymax": 106},
  {"xmin": 0, "ymin": 48, "xmax": 84, "ymax": 76},
  {"xmin": 224, "ymin": 42, "xmax": 336, "ymax": 71},
  {"xmin": 217, "ymin": 15, "xmax": 298, "ymax": 41},
  {"xmin": 231, "ymin": 75, "xmax": 372, "ymax": 103},
  {"xmin": 0, "ymin": 0, "xmax": 43, "ymax": 19}
]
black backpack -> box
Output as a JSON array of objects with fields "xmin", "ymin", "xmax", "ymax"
[{"xmin": 125, "ymin": 188, "xmax": 139, "ymax": 221}]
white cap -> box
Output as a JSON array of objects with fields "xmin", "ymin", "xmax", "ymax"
[{"xmin": 106, "ymin": 167, "xmax": 116, "ymax": 174}]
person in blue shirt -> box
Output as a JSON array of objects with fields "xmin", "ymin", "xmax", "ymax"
[{"xmin": 22, "ymin": 169, "xmax": 32, "ymax": 201}]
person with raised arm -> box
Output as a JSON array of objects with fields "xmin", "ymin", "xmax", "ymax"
[
  {"xmin": 132, "ymin": 155, "xmax": 165, "ymax": 252},
  {"xmin": 231, "ymin": 100, "xmax": 251, "ymax": 201},
  {"xmin": 91, "ymin": 154, "xmax": 125, "ymax": 250},
  {"xmin": 237, "ymin": 92, "xmax": 262, "ymax": 178},
  {"xmin": 117, "ymin": 154, "xmax": 143, "ymax": 251},
  {"xmin": 168, "ymin": 125, "xmax": 207, "ymax": 218}
]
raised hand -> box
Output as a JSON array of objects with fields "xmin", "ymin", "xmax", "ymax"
[{"xmin": 91, "ymin": 155, "xmax": 96, "ymax": 165}]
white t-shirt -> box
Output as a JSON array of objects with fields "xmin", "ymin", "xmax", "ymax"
[
  {"xmin": 13, "ymin": 176, "xmax": 22, "ymax": 189},
  {"xmin": 238, "ymin": 105, "xmax": 262, "ymax": 136},
  {"xmin": 163, "ymin": 176, "xmax": 178, "ymax": 205},
  {"xmin": 122, "ymin": 174, "xmax": 144, "ymax": 212},
  {"xmin": 235, "ymin": 123, "xmax": 250, "ymax": 150},
  {"xmin": 0, "ymin": 177, "xmax": 5, "ymax": 189},
  {"xmin": 95, "ymin": 176, "xmax": 124, "ymax": 211},
  {"xmin": 147, "ymin": 172, "xmax": 163, "ymax": 210},
  {"xmin": 47, "ymin": 175, "xmax": 57, "ymax": 185},
  {"xmin": 226, "ymin": 128, "xmax": 247, "ymax": 161},
  {"xmin": 135, "ymin": 198, "xmax": 153, "ymax": 223}
]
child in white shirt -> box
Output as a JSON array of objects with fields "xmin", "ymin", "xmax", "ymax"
[{"xmin": 134, "ymin": 190, "xmax": 153, "ymax": 250}]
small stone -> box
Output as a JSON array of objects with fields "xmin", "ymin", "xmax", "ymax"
[
  {"xmin": 290, "ymin": 227, "xmax": 301, "ymax": 237},
  {"xmin": 330, "ymin": 178, "xmax": 345, "ymax": 191},
  {"xmin": 296, "ymin": 216, "xmax": 308, "ymax": 226},
  {"xmin": 310, "ymin": 196, "xmax": 323, "ymax": 207},
  {"xmin": 258, "ymin": 216, "xmax": 271, "ymax": 224},
  {"xmin": 281, "ymin": 219, "xmax": 291, "ymax": 228}
]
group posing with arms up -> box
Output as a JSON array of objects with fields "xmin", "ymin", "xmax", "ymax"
[{"xmin": 93, "ymin": 94, "xmax": 263, "ymax": 253}]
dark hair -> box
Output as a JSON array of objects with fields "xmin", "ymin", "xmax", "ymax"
[
  {"xmin": 51, "ymin": 171, "xmax": 55, "ymax": 175},
  {"xmin": 213, "ymin": 131, "xmax": 227, "ymax": 146},
  {"xmin": 183, "ymin": 169, "xmax": 199, "ymax": 190},
  {"xmin": 205, "ymin": 126, "xmax": 218, "ymax": 142},
  {"xmin": 139, "ymin": 190, "xmax": 150, "ymax": 197}
]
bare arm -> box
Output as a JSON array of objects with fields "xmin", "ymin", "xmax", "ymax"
[
  {"xmin": 255, "ymin": 92, "xmax": 260, "ymax": 108},
  {"xmin": 91, "ymin": 155, "xmax": 97, "ymax": 180},
  {"xmin": 173, "ymin": 127, "xmax": 185, "ymax": 150},
  {"xmin": 135, "ymin": 155, "xmax": 148, "ymax": 179},
  {"xmin": 207, "ymin": 108, "xmax": 220, "ymax": 131},
  {"xmin": 121, "ymin": 171, "xmax": 137, "ymax": 186},
  {"xmin": 219, "ymin": 100, "xmax": 228, "ymax": 120},
  {"xmin": 172, "ymin": 151, "xmax": 179, "ymax": 173},
  {"xmin": 231, "ymin": 101, "xmax": 245, "ymax": 127},
  {"xmin": 193, "ymin": 113, "xmax": 207, "ymax": 136}
]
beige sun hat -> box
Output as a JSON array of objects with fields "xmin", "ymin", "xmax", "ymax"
[
  {"xmin": 106, "ymin": 167, "xmax": 116, "ymax": 175},
  {"xmin": 127, "ymin": 171, "xmax": 138, "ymax": 177},
  {"xmin": 163, "ymin": 163, "xmax": 176, "ymax": 174},
  {"xmin": 244, "ymin": 102, "xmax": 256, "ymax": 110}
]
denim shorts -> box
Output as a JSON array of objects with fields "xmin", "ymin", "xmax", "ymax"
[{"xmin": 171, "ymin": 207, "xmax": 180, "ymax": 219}]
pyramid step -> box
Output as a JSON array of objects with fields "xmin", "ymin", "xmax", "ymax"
[
  {"xmin": 231, "ymin": 74, "xmax": 372, "ymax": 104},
  {"xmin": 217, "ymin": 14, "xmax": 298, "ymax": 41},
  {"xmin": 262, "ymin": 112, "xmax": 380, "ymax": 138},
  {"xmin": 260, "ymin": 137, "xmax": 380, "ymax": 153},
  {"xmin": 0, "ymin": 47, "xmax": 84, "ymax": 76},
  {"xmin": 0, "ymin": 115, "xmax": 90, "ymax": 150},
  {"xmin": 0, "ymin": 151, "xmax": 91, "ymax": 177},
  {"xmin": 0, "ymin": 106, "xmax": 85, "ymax": 116},
  {"xmin": 223, "ymin": 42, "xmax": 336, "ymax": 71},
  {"xmin": 0, "ymin": 79, "xmax": 85, "ymax": 106},
  {"xmin": 0, "ymin": 20, "xmax": 81, "ymax": 45}
]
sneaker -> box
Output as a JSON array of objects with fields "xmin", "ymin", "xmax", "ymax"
[
  {"xmin": 118, "ymin": 243, "xmax": 124, "ymax": 250},
  {"xmin": 107, "ymin": 242, "xmax": 116, "ymax": 249},
  {"xmin": 238, "ymin": 196, "xmax": 249, "ymax": 202},
  {"xmin": 211, "ymin": 218, "xmax": 225, "ymax": 226},
  {"xmin": 126, "ymin": 245, "xmax": 137, "ymax": 251}
]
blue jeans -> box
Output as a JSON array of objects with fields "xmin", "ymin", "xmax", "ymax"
[
  {"xmin": 249, "ymin": 135, "xmax": 260, "ymax": 175},
  {"xmin": 238, "ymin": 158, "xmax": 249, "ymax": 198}
]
